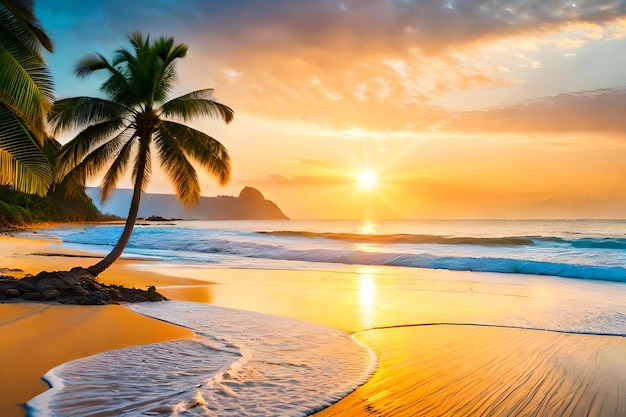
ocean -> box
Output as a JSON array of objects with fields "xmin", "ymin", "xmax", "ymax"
[
  {"xmin": 26, "ymin": 219, "xmax": 626, "ymax": 416},
  {"xmin": 43, "ymin": 219, "xmax": 626, "ymax": 282}
]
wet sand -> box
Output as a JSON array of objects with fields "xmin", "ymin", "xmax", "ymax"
[
  {"xmin": 317, "ymin": 326, "xmax": 626, "ymax": 416},
  {"xmin": 2, "ymin": 233, "xmax": 626, "ymax": 416}
]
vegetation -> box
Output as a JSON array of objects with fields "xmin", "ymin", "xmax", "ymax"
[
  {"xmin": 0, "ymin": 184, "xmax": 115, "ymax": 226},
  {"xmin": 0, "ymin": 0, "xmax": 54, "ymax": 195},
  {"xmin": 0, "ymin": 130, "xmax": 113, "ymax": 228},
  {"xmin": 50, "ymin": 32, "xmax": 233, "ymax": 276}
]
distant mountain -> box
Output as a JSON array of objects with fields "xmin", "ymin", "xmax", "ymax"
[{"xmin": 86, "ymin": 186, "xmax": 289, "ymax": 220}]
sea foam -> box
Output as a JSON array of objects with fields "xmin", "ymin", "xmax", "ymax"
[{"xmin": 27, "ymin": 301, "xmax": 375, "ymax": 416}]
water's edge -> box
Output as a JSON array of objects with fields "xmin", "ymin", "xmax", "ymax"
[{"xmin": 27, "ymin": 301, "xmax": 376, "ymax": 417}]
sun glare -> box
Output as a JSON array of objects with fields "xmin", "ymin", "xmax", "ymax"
[{"xmin": 358, "ymin": 171, "xmax": 379, "ymax": 189}]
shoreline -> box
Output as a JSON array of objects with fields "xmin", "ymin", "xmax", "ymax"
[
  {"xmin": 2, "ymin": 230, "xmax": 626, "ymax": 416},
  {"xmin": 0, "ymin": 233, "xmax": 203, "ymax": 417},
  {"xmin": 0, "ymin": 303, "xmax": 195, "ymax": 416}
]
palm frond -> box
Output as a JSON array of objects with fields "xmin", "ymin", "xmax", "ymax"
[
  {"xmin": 60, "ymin": 133, "xmax": 129, "ymax": 198},
  {"xmin": 158, "ymin": 120, "xmax": 230, "ymax": 185},
  {"xmin": 55, "ymin": 120, "xmax": 127, "ymax": 180},
  {"xmin": 152, "ymin": 36, "xmax": 188, "ymax": 64},
  {"xmin": 131, "ymin": 136, "xmax": 151, "ymax": 194},
  {"xmin": 0, "ymin": 6, "xmax": 54, "ymax": 98},
  {"xmin": 49, "ymin": 97, "xmax": 130, "ymax": 136},
  {"xmin": 42, "ymin": 135, "xmax": 61, "ymax": 166},
  {"xmin": 153, "ymin": 126, "xmax": 200, "ymax": 205},
  {"xmin": 100, "ymin": 137, "xmax": 135, "ymax": 202},
  {"xmin": 160, "ymin": 89, "xmax": 234, "ymax": 123},
  {"xmin": 75, "ymin": 53, "xmax": 112, "ymax": 79},
  {"xmin": 0, "ymin": 35, "xmax": 52, "ymax": 141},
  {"xmin": 153, "ymin": 38, "xmax": 187, "ymax": 101},
  {"xmin": 127, "ymin": 31, "xmax": 148, "ymax": 51},
  {"xmin": 0, "ymin": 103, "xmax": 52, "ymax": 195},
  {"xmin": 0, "ymin": 0, "xmax": 53, "ymax": 52}
]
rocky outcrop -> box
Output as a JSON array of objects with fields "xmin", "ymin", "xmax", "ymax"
[
  {"xmin": 198, "ymin": 187, "xmax": 288, "ymax": 220},
  {"xmin": 0, "ymin": 268, "xmax": 166, "ymax": 305},
  {"xmin": 89, "ymin": 186, "xmax": 289, "ymax": 220}
]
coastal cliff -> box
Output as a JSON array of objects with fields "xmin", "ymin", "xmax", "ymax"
[{"xmin": 87, "ymin": 187, "xmax": 289, "ymax": 220}]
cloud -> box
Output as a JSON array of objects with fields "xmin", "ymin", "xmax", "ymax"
[
  {"xmin": 40, "ymin": 1, "xmax": 626, "ymax": 51},
  {"xmin": 39, "ymin": 1, "xmax": 626, "ymax": 132},
  {"xmin": 444, "ymin": 87, "xmax": 626, "ymax": 134},
  {"xmin": 176, "ymin": 1, "xmax": 626, "ymax": 129}
]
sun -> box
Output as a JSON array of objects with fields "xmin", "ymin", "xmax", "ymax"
[{"xmin": 357, "ymin": 170, "xmax": 379, "ymax": 189}]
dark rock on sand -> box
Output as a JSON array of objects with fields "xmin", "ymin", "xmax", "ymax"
[
  {"xmin": 3, "ymin": 288, "xmax": 20, "ymax": 298},
  {"xmin": 0, "ymin": 267, "xmax": 167, "ymax": 305}
]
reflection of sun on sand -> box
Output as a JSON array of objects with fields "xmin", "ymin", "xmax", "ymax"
[
  {"xmin": 2, "ymin": 233, "xmax": 626, "ymax": 416},
  {"xmin": 315, "ymin": 326, "xmax": 626, "ymax": 416}
]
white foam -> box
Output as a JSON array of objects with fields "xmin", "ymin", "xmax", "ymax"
[{"xmin": 27, "ymin": 301, "xmax": 375, "ymax": 416}]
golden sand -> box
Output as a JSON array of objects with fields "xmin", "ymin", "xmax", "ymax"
[
  {"xmin": 0, "ymin": 234, "xmax": 197, "ymax": 417},
  {"xmin": 0, "ymin": 304, "xmax": 195, "ymax": 417},
  {"xmin": 315, "ymin": 326, "xmax": 626, "ymax": 416}
]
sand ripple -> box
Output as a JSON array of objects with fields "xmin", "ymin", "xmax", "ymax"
[{"xmin": 315, "ymin": 325, "xmax": 626, "ymax": 417}]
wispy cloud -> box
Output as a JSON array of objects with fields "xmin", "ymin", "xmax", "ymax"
[{"xmin": 40, "ymin": 0, "xmax": 626, "ymax": 131}]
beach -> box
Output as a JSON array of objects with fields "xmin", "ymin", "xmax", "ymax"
[{"xmin": 2, "ymin": 224, "xmax": 626, "ymax": 416}]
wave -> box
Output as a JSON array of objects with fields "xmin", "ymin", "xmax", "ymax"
[
  {"xmin": 261, "ymin": 231, "xmax": 626, "ymax": 250},
  {"xmin": 47, "ymin": 225, "xmax": 626, "ymax": 284},
  {"xmin": 232, "ymin": 247, "xmax": 626, "ymax": 283},
  {"xmin": 390, "ymin": 254, "xmax": 626, "ymax": 283},
  {"xmin": 260, "ymin": 231, "xmax": 535, "ymax": 246}
]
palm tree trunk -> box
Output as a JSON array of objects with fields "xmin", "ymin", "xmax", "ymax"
[{"xmin": 88, "ymin": 143, "xmax": 148, "ymax": 276}]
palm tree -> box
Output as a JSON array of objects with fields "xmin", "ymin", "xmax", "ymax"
[
  {"xmin": 50, "ymin": 32, "xmax": 233, "ymax": 276},
  {"xmin": 0, "ymin": 0, "xmax": 54, "ymax": 195}
]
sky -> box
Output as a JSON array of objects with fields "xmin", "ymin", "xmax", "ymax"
[{"xmin": 35, "ymin": 0, "xmax": 626, "ymax": 219}]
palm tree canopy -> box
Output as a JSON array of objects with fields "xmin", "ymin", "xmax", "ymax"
[
  {"xmin": 0, "ymin": 0, "xmax": 54, "ymax": 195},
  {"xmin": 0, "ymin": 0, "xmax": 53, "ymax": 52},
  {"xmin": 51, "ymin": 32, "xmax": 233, "ymax": 206}
]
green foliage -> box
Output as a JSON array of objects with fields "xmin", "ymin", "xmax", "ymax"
[
  {"xmin": 0, "ymin": 184, "xmax": 116, "ymax": 226},
  {"xmin": 0, "ymin": 0, "xmax": 54, "ymax": 196},
  {"xmin": 49, "ymin": 32, "xmax": 233, "ymax": 275},
  {"xmin": 50, "ymin": 33, "xmax": 233, "ymax": 207}
]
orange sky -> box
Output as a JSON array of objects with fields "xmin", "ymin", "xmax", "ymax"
[{"xmin": 39, "ymin": 1, "xmax": 626, "ymax": 219}]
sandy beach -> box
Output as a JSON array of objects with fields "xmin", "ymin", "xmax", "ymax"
[{"xmin": 2, "ymin": 232, "xmax": 626, "ymax": 416}]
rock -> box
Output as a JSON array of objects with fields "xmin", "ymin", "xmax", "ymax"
[
  {"xmin": 82, "ymin": 279, "xmax": 102, "ymax": 291},
  {"xmin": 238, "ymin": 186, "xmax": 265, "ymax": 202},
  {"xmin": 0, "ymin": 269, "xmax": 168, "ymax": 305},
  {"xmin": 34, "ymin": 277, "xmax": 66, "ymax": 291},
  {"xmin": 130, "ymin": 294, "xmax": 148, "ymax": 303},
  {"xmin": 78, "ymin": 295, "xmax": 107, "ymax": 305},
  {"xmin": 15, "ymin": 281, "xmax": 35, "ymax": 293},
  {"xmin": 22, "ymin": 292, "xmax": 42, "ymax": 301},
  {"xmin": 146, "ymin": 287, "xmax": 165, "ymax": 301},
  {"xmin": 4, "ymin": 288, "xmax": 20, "ymax": 298},
  {"xmin": 42, "ymin": 289, "xmax": 60, "ymax": 300}
]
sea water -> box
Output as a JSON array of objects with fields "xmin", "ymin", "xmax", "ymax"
[{"xmin": 42, "ymin": 219, "xmax": 626, "ymax": 282}]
